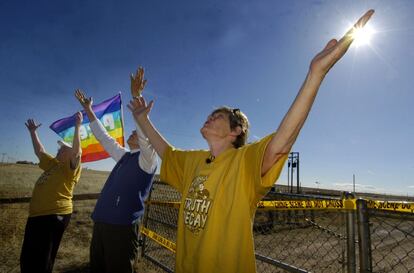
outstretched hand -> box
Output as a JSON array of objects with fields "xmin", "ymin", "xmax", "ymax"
[
  {"xmin": 127, "ymin": 96, "xmax": 154, "ymax": 122},
  {"xmin": 75, "ymin": 89, "xmax": 93, "ymax": 109},
  {"xmin": 25, "ymin": 119, "xmax": 41, "ymax": 132},
  {"xmin": 130, "ymin": 66, "xmax": 147, "ymax": 98},
  {"xmin": 310, "ymin": 9, "xmax": 374, "ymax": 77},
  {"xmin": 25, "ymin": 118, "xmax": 42, "ymax": 132},
  {"xmin": 26, "ymin": 118, "xmax": 45, "ymax": 157}
]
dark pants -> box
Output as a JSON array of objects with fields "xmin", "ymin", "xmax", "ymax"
[
  {"xmin": 20, "ymin": 214, "xmax": 71, "ymax": 273},
  {"xmin": 90, "ymin": 221, "xmax": 139, "ymax": 273}
]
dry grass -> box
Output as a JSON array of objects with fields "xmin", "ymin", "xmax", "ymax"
[
  {"xmin": 0, "ymin": 202, "xmax": 28, "ymax": 273},
  {"xmin": 0, "ymin": 163, "xmax": 109, "ymax": 198},
  {"xmin": 0, "ymin": 163, "xmax": 159, "ymax": 273}
]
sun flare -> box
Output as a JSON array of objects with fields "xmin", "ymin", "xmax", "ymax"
[{"xmin": 350, "ymin": 25, "xmax": 375, "ymax": 47}]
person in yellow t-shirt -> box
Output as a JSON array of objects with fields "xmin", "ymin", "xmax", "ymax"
[
  {"xmin": 20, "ymin": 112, "xmax": 83, "ymax": 273},
  {"xmin": 128, "ymin": 10, "xmax": 374, "ymax": 273}
]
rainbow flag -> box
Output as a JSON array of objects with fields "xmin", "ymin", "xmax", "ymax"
[{"xmin": 50, "ymin": 93, "xmax": 125, "ymax": 163}]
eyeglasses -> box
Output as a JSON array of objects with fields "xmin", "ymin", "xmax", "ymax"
[
  {"xmin": 230, "ymin": 108, "xmax": 243, "ymax": 127},
  {"xmin": 209, "ymin": 108, "xmax": 245, "ymax": 128},
  {"xmin": 232, "ymin": 108, "xmax": 240, "ymax": 115}
]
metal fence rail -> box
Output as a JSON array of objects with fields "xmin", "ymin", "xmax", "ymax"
[{"xmin": 141, "ymin": 182, "xmax": 414, "ymax": 273}]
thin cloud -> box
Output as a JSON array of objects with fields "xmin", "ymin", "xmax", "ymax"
[
  {"xmin": 331, "ymin": 182, "xmax": 414, "ymax": 196},
  {"xmin": 334, "ymin": 182, "xmax": 376, "ymax": 190}
]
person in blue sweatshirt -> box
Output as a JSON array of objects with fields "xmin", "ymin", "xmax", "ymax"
[{"xmin": 75, "ymin": 67, "xmax": 157, "ymax": 273}]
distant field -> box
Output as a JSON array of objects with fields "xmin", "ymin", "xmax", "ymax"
[
  {"xmin": 0, "ymin": 163, "xmax": 110, "ymax": 198},
  {"xmin": 0, "ymin": 163, "xmax": 160, "ymax": 273}
]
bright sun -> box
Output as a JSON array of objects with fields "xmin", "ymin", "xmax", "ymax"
[{"xmin": 350, "ymin": 25, "xmax": 375, "ymax": 47}]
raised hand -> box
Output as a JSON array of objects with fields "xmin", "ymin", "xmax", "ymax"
[
  {"xmin": 25, "ymin": 119, "xmax": 42, "ymax": 132},
  {"xmin": 310, "ymin": 9, "xmax": 374, "ymax": 76},
  {"xmin": 127, "ymin": 96, "xmax": 168, "ymax": 158},
  {"xmin": 74, "ymin": 111, "xmax": 83, "ymax": 127},
  {"xmin": 127, "ymin": 96, "xmax": 154, "ymax": 122},
  {"xmin": 75, "ymin": 89, "xmax": 93, "ymax": 110},
  {"xmin": 26, "ymin": 118, "xmax": 45, "ymax": 157},
  {"xmin": 130, "ymin": 66, "xmax": 147, "ymax": 98}
]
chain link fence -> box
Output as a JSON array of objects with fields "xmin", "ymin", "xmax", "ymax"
[
  {"xmin": 140, "ymin": 181, "xmax": 414, "ymax": 273},
  {"xmin": 253, "ymin": 192, "xmax": 348, "ymax": 273},
  {"xmin": 140, "ymin": 182, "xmax": 181, "ymax": 272},
  {"xmin": 366, "ymin": 209, "xmax": 414, "ymax": 272}
]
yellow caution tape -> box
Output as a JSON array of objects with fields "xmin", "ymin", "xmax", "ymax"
[
  {"xmin": 146, "ymin": 199, "xmax": 356, "ymax": 210},
  {"xmin": 366, "ymin": 200, "xmax": 414, "ymax": 213},
  {"xmin": 146, "ymin": 199, "xmax": 414, "ymax": 214},
  {"xmin": 140, "ymin": 226, "xmax": 176, "ymax": 253},
  {"xmin": 257, "ymin": 199, "xmax": 356, "ymax": 210}
]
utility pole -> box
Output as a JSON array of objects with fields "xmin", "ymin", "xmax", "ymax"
[
  {"xmin": 353, "ymin": 174, "xmax": 356, "ymax": 193},
  {"xmin": 287, "ymin": 152, "xmax": 300, "ymax": 193}
]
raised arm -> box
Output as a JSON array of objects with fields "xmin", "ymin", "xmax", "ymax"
[
  {"xmin": 75, "ymin": 89, "xmax": 98, "ymax": 123},
  {"xmin": 261, "ymin": 9, "xmax": 375, "ymax": 176},
  {"xmin": 70, "ymin": 111, "xmax": 83, "ymax": 170},
  {"xmin": 75, "ymin": 89, "xmax": 126, "ymax": 161},
  {"xmin": 25, "ymin": 119, "xmax": 46, "ymax": 159},
  {"xmin": 128, "ymin": 96, "xmax": 171, "ymax": 159},
  {"xmin": 130, "ymin": 67, "xmax": 157, "ymax": 172}
]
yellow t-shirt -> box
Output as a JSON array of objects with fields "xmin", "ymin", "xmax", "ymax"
[
  {"xmin": 160, "ymin": 134, "xmax": 288, "ymax": 273},
  {"xmin": 29, "ymin": 152, "xmax": 81, "ymax": 217}
]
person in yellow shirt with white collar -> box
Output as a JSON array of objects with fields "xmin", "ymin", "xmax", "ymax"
[{"xmin": 20, "ymin": 112, "xmax": 82, "ymax": 273}]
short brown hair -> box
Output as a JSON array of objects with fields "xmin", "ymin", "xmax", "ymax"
[{"xmin": 211, "ymin": 107, "xmax": 249, "ymax": 148}]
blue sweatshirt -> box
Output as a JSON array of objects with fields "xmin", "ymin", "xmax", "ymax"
[{"xmin": 91, "ymin": 151, "xmax": 155, "ymax": 225}]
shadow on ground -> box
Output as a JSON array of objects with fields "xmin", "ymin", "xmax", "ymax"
[{"xmin": 60, "ymin": 263, "xmax": 89, "ymax": 273}]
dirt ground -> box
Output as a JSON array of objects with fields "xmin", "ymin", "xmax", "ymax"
[{"xmin": 0, "ymin": 200, "xmax": 164, "ymax": 273}]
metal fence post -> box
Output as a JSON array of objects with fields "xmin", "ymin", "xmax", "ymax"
[
  {"xmin": 357, "ymin": 199, "xmax": 372, "ymax": 273},
  {"xmin": 343, "ymin": 192, "xmax": 356, "ymax": 273},
  {"xmin": 140, "ymin": 184, "xmax": 155, "ymax": 258}
]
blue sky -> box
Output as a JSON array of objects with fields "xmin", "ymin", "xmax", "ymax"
[{"xmin": 1, "ymin": 0, "xmax": 413, "ymax": 196}]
